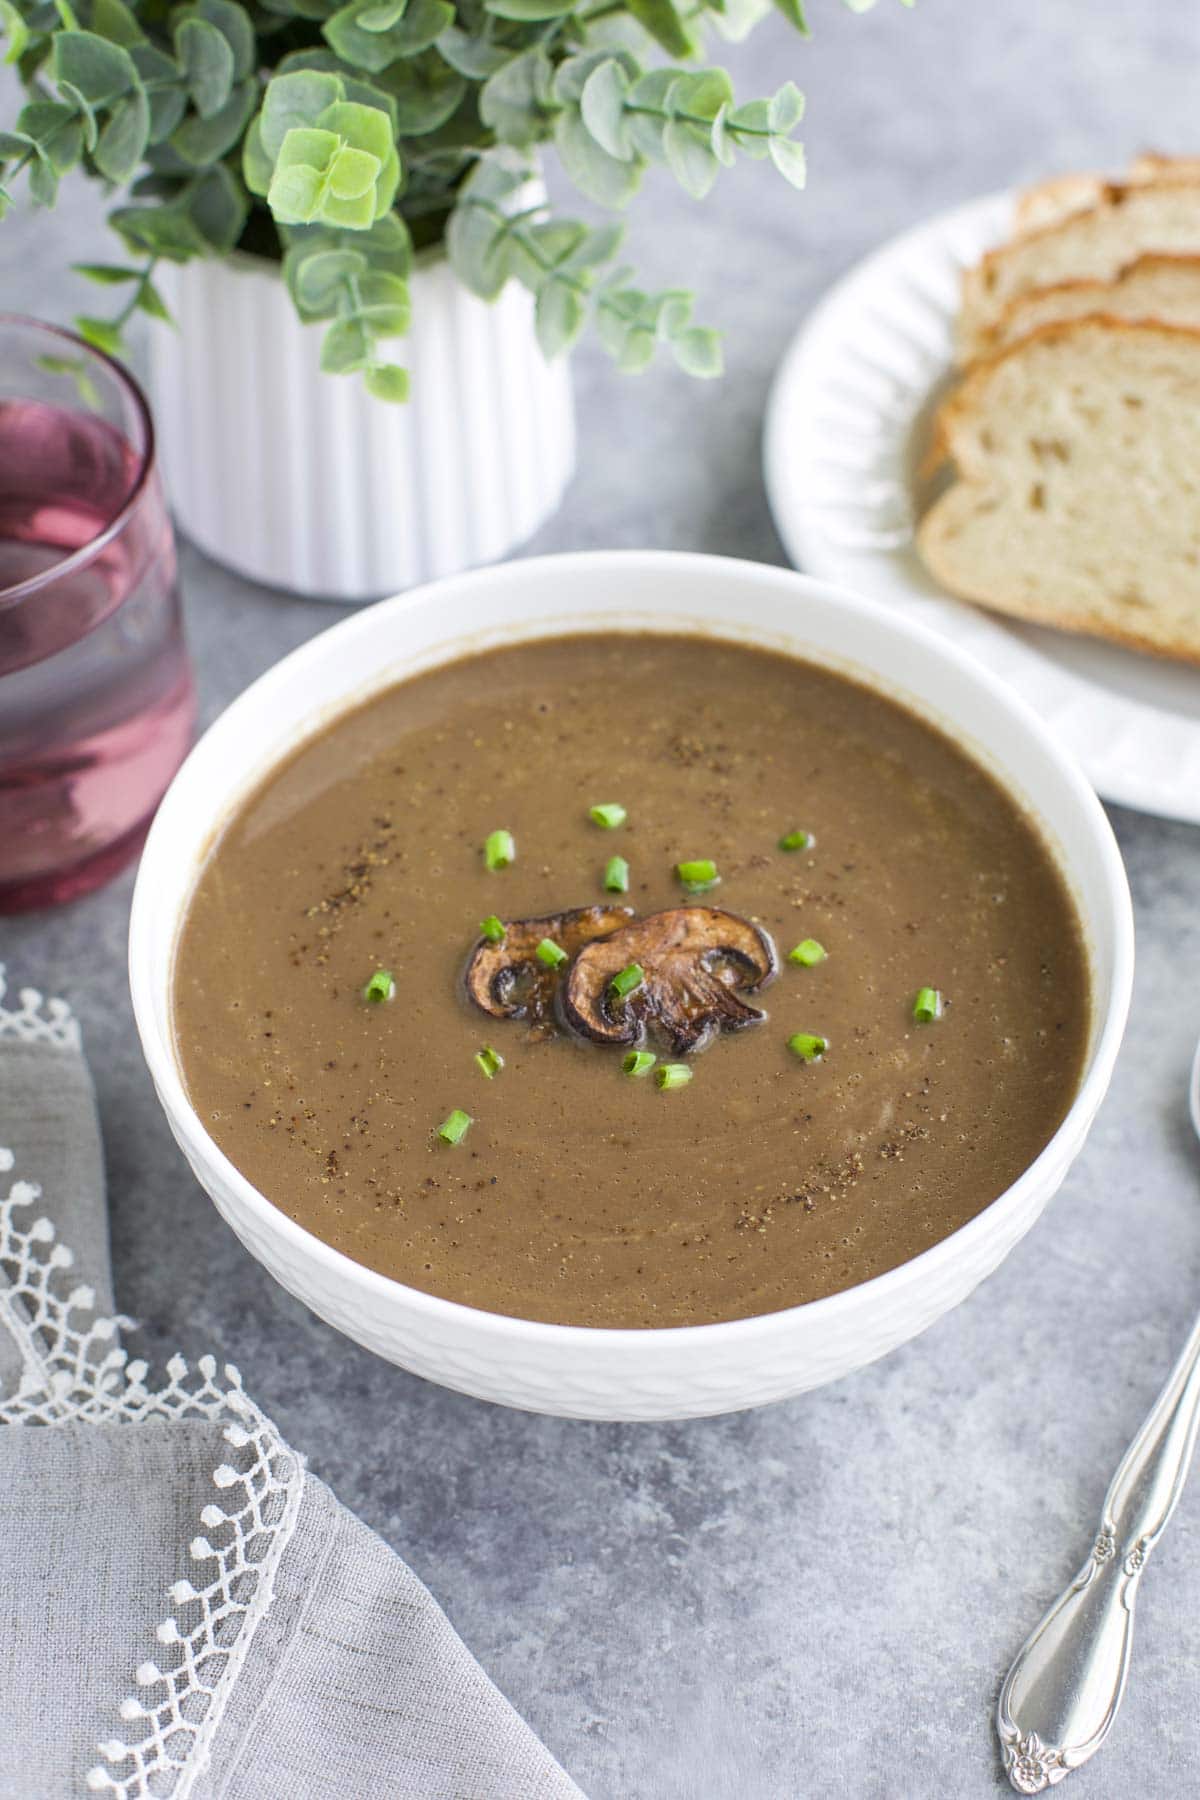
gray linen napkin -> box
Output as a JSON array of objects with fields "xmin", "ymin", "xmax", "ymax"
[{"xmin": 0, "ymin": 971, "xmax": 583, "ymax": 1800}]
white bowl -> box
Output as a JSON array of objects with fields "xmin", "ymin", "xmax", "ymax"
[{"xmin": 129, "ymin": 551, "xmax": 1134, "ymax": 1421}]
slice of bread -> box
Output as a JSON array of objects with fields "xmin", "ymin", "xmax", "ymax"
[
  {"xmin": 1013, "ymin": 172, "xmax": 1111, "ymax": 236},
  {"xmin": 1012, "ymin": 157, "xmax": 1200, "ymax": 236},
  {"xmin": 917, "ymin": 317, "xmax": 1200, "ymax": 666},
  {"xmin": 1131, "ymin": 151, "xmax": 1200, "ymax": 182},
  {"xmin": 958, "ymin": 180, "xmax": 1200, "ymax": 361},
  {"xmin": 992, "ymin": 251, "xmax": 1200, "ymax": 349}
]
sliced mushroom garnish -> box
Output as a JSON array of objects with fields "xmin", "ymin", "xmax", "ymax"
[
  {"xmin": 464, "ymin": 905, "xmax": 634, "ymax": 1030},
  {"xmin": 561, "ymin": 907, "xmax": 778, "ymax": 1054}
]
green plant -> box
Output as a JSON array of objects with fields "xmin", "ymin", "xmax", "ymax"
[{"xmin": 0, "ymin": 0, "xmax": 904, "ymax": 395}]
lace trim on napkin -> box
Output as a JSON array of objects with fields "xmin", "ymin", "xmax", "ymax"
[{"xmin": 0, "ymin": 973, "xmax": 306, "ymax": 1799}]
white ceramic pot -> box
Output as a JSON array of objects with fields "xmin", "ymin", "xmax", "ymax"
[
  {"xmin": 147, "ymin": 253, "xmax": 575, "ymax": 602},
  {"xmin": 129, "ymin": 552, "xmax": 1134, "ymax": 1420}
]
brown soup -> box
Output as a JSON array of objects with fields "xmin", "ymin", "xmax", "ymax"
[{"xmin": 172, "ymin": 633, "xmax": 1090, "ymax": 1328}]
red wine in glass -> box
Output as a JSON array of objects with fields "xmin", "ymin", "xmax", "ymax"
[{"xmin": 0, "ymin": 320, "xmax": 194, "ymax": 912}]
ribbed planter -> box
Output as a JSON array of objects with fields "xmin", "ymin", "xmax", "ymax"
[{"xmin": 148, "ymin": 250, "xmax": 575, "ymax": 602}]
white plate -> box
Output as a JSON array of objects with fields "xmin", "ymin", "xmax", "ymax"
[{"xmin": 763, "ymin": 190, "xmax": 1200, "ymax": 824}]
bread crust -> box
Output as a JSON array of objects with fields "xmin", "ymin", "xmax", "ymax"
[
  {"xmin": 958, "ymin": 177, "xmax": 1200, "ymax": 360},
  {"xmin": 982, "ymin": 249, "xmax": 1200, "ymax": 355},
  {"xmin": 934, "ymin": 310, "xmax": 1200, "ymax": 449}
]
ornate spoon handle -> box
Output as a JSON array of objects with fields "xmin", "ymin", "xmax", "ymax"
[{"xmin": 997, "ymin": 1309, "xmax": 1200, "ymax": 1793}]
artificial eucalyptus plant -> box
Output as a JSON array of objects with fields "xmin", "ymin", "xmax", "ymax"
[{"xmin": 0, "ymin": 0, "xmax": 901, "ymax": 397}]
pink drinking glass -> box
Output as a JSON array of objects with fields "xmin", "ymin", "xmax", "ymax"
[{"xmin": 0, "ymin": 316, "xmax": 195, "ymax": 912}]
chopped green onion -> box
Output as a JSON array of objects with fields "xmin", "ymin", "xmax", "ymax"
[
  {"xmin": 479, "ymin": 915, "xmax": 506, "ymax": 944},
  {"xmin": 788, "ymin": 939, "xmax": 827, "ymax": 968},
  {"xmin": 484, "ymin": 829, "xmax": 515, "ymax": 871},
  {"xmin": 913, "ymin": 987, "xmax": 943, "ymax": 1023},
  {"xmin": 362, "ymin": 968, "xmax": 395, "ymax": 1004},
  {"xmin": 610, "ymin": 962, "xmax": 644, "ymax": 1001},
  {"xmin": 590, "ymin": 802, "xmax": 627, "ymax": 830},
  {"xmin": 536, "ymin": 937, "xmax": 568, "ymax": 968},
  {"xmin": 778, "ymin": 829, "xmax": 813, "ymax": 853},
  {"xmin": 475, "ymin": 1046, "xmax": 504, "ymax": 1079},
  {"xmin": 437, "ymin": 1108, "xmax": 472, "ymax": 1145},
  {"xmin": 676, "ymin": 858, "xmax": 719, "ymax": 892},
  {"xmin": 604, "ymin": 854, "xmax": 630, "ymax": 894},
  {"xmin": 787, "ymin": 1032, "xmax": 828, "ymax": 1063},
  {"xmin": 655, "ymin": 1062, "xmax": 694, "ymax": 1091},
  {"xmin": 622, "ymin": 1050, "xmax": 657, "ymax": 1078}
]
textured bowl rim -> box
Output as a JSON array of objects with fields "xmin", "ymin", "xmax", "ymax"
[{"xmin": 129, "ymin": 550, "xmax": 1134, "ymax": 1358}]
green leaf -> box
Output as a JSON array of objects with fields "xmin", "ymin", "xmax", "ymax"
[
  {"xmin": 350, "ymin": 266, "xmax": 409, "ymax": 332},
  {"xmin": 356, "ymin": 0, "xmax": 405, "ymax": 24},
  {"xmin": 91, "ymin": 0, "xmax": 144, "ymax": 45},
  {"xmin": 671, "ymin": 324, "xmax": 722, "ymax": 376},
  {"xmin": 769, "ymin": 132, "xmax": 804, "ymax": 187},
  {"xmin": 0, "ymin": 0, "xmax": 29, "ymax": 64},
  {"xmin": 615, "ymin": 323, "xmax": 656, "ymax": 372},
  {"xmin": 722, "ymin": 96, "xmax": 770, "ymax": 157},
  {"xmin": 278, "ymin": 56, "xmax": 400, "ymax": 134},
  {"xmin": 710, "ymin": 0, "xmax": 770, "ymax": 41},
  {"xmin": 94, "ymin": 84, "xmax": 149, "ymax": 181},
  {"xmin": 624, "ymin": 69, "xmax": 672, "ymax": 160},
  {"xmin": 769, "ymin": 80, "xmax": 804, "ymax": 133},
  {"xmin": 169, "ymin": 77, "xmax": 254, "ymax": 164},
  {"xmin": 317, "ymin": 97, "xmax": 392, "ymax": 160},
  {"xmin": 28, "ymin": 149, "xmax": 58, "ymax": 204},
  {"xmin": 328, "ymin": 143, "xmax": 379, "ymax": 200},
  {"xmin": 373, "ymin": 144, "xmax": 400, "ymax": 216},
  {"xmin": 320, "ymin": 314, "xmax": 371, "ymax": 372},
  {"xmin": 74, "ymin": 313, "xmax": 125, "ymax": 355},
  {"xmin": 534, "ymin": 276, "xmax": 584, "ymax": 357},
  {"xmin": 364, "ymin": 361, "xmax": 408, "ymax": 401},
  {"xmin": 771, "ymin": 0, "xmax": 808, "ymax": 31},
  {"xmin": 321, "ymin": 185, "xmax": 376, "ymax": 225},
  {"xmin": 560, "ymin": 219, "xmax": 622, "ymax": 270},
  {"xmin": 445, "ymin": 194, "xmax": 509, "ymax": 299},
  {"xmin": 260, "ymin": 70, "xmax": 344, "ymax": 159},
  {"xmin": 16, "ymin": 99, "xmax": 84, "ymax": 171},
  {"xmin": 625, "ymin": 0, "xmax": 695, "ymax": 58},
  {"xmin": 132, "ymin": 44, "xmax": 187, "ymax": 143},
  {"xmin": 289, "ymin": 245, "xmax": 367, "ymax": 313},
  {"xmin": 55, "ymin": 0, "xmax": 80, "ymax": 28},
  {"xmin": 484, "ymin": 0, "xmax": 574, "ymax": 17},
  {"xmin": 175, "ymin": 17, "xmax": 235, "ymax": 120},
  {"xmin": 278, "ymin": 122, "xmax": 341, "ymax": 168},
  {"xmin": 110, "ymin": 200, "xmax": 206, "ymax": 259},
  {"xmin": 176, "ymin": 0, "xmax": 254, "ymax": 80},
  {"xmin": 480, "ymin": 48, "xmax": 554, "ymax": 148},
  {"xmin": 580, "ymin": 58, "xmax": 631, "ymax": 161},
  {"xmin": 270, "ymin": 160, "xmax": 324, "ymax": 221},
  {"xmin": 51, "ymin": 29, "xmax": 137, "ymax": 107},
  {"xmin": 242, "ymin": 115, "xmax": 272, "ymax": 194},
  {"xmin": 378, "ymin": 56, "xmax": 465, "ymax": 134},
  {"xmin": 0, "ymin": 129, "xmax": 33, "ymax": 155},
  {"xmin": 72, "ymin": 260, "xmax": 141, "ymax": 285},
  {"xmin": 435, "ymin": 24, "xmax": 510, "ymax": 78},
  {"xmin": 185, "ymin": 162, "xmax": 249, "ymax": 248},
  {"xmin": 55, "ymin": 78, "xmax": 99, "ymax": 150},
  {"xmin": 136, "ymin": 275, "xmax": 172, "ymax": 320},
  {"xmin": 674, "ymin": 68, "xmax": 733, "ymax": 119},
  {"xmin": 554, "ymin": 108, "xmax": 641, "ymax": 208},
  {"xmin": 662, "ymin": 116, "xmax": 717, "ymax": 197},
  {"xmin": 322, "ymin": 0, "xmax": 452, "ymax": 73}
]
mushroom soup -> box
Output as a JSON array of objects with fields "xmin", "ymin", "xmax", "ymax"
[{"xmin": 172, "ymin": 633, "xmax": 1090, "ymax": 1328}]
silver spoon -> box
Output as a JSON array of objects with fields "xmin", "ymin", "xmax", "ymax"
[{"xmin": 995, "ymin": 1038, "xmax": 1200, "ymax": 1792}]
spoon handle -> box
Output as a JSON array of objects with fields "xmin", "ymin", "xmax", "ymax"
[{"xmin": 997, "ymin": 1309, "xmax": 1200, "ymax": 1793}]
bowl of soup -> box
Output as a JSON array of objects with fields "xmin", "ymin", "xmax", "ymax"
[{"xmin": 129, "ymin": 552, "xmax": 1133, "ymax": 1419}]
